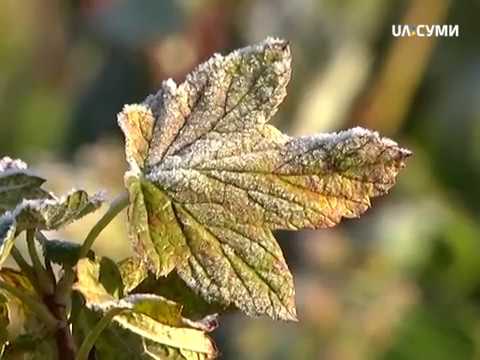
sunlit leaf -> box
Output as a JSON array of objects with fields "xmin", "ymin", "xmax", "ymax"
[
  {"xmin": 74, "ymin": 308, "xmax": 212, "ymax": 360},
  {"xmin": 0, "ymin": 157, "xmax": 51, "ymax": 216},
  {"xmin": 74, "ymin": 258, "xmax": 217, "ymax": 358},
  {"xmin": 0, "ymin": 268, "xmax": 53, "ymax": 358},
  {"xmin": 6, "ymin": 189, "xmax": 104, "ymax": 232},
  {"xmin": 0, "ymin": 268, "xmax": 38, "ymax": 337},
  {"xmin": 119, "ymin": 37, "xmax": 411, "ymax": 320}
]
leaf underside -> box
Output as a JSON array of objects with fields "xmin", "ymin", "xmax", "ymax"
[{"xmin": 118, "ymin": 37, "xmax": 411, "ymax": 321}]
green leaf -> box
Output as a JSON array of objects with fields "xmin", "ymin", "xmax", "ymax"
[
  {"xmin": 0, "ymin": 216, "xmax": 16, "ymax": 269},
  {"xmin": 74, "ymin": 258, "xmax": 217, "ymax": 358},
  {"xmin": 99, "ymin": 257, "xmax": 125, "ymax": 299},
  {"xmin": 2, "ymin": 334, "xmax": 57, "ymax": 360},
  {"xmin": 0, "ymin": 157, "xmax": 51, "ymax": 216},
  {"xmin": 8, "ymin": 189, "xmax": 104, "ymax": 232},
  {"xmin": 118, "ymin": 37, "xmax": 412, "ymax": 320}
]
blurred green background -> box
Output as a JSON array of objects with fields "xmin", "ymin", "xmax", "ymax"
[{"xmin": 1, "ymin": 0, "xmax": 480, "ymax": 359}]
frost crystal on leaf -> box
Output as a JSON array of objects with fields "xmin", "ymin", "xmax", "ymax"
[
  {"xmin": 6, "ymin": 189, "xmax": 104, "ymax": 232},
  {"xmin": 0, "ymin": 156, "xmax": 52, "ymax": 215},
  {"xmin": 118, "ymin": 37, "xmax": 411, "ymax": 321}
]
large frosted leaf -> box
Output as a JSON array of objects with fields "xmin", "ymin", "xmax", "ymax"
[
  {"xmin": 6, "ymin": 189, "xmax": 104, "ymax": 232},
  {"xmin": 74, "ymin": 258, "xmax": 217, "ymax": 358},
  {"xmin": 0, "ymin": 157, "xmax": 51, "ymax": 216},
  {"xmin": 118, "ymin": 37, "xmax": 411, "ymax": 321}
]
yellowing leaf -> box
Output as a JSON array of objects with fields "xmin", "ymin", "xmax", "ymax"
[
  {"xmin": 118, "ymin": 37, "xmax": 411, "ymax": 321},
  {"xmin": 0, "ymin": 216, "xmax": 16, "ymax": 269},
  {"xmin": 0, "ymin": 295, "xmax": 8, "ymax": 356},
  {"xmin": 0, "ymin": 268, "xmax": 54, "ymax": 358},
  {"xmin": 74, "ymin": 258, "xmax": 217, "ymax": 358}
]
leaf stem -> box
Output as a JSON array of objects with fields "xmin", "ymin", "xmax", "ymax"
[
  {"xmin": 26, "ymin": 230, "xmax": 54, "ymax": 295},
  {"xmin": 36, "ymin": 232, "xmax": 57, "ymax": 285},
  {"xmin": 75, "ymin": 308, "xmax": 125, "ymax": 360},
  {"xmin": 0, "ymin": 279, "xmax": 60, "ymax": 330},
  {"xmin": 10, "ymin": 246, "xmax": 43, "ymax": 295},
  {"xmin": 79, "ymin": 192, "xmax": 129, "ymax": 259},
  {"xmin": 55, "ymin": 267, "xmax": 75, "ymax": 306},
  {"xmin": 11, "ymin": 246, "xmax": 34, "ymax": 276}
]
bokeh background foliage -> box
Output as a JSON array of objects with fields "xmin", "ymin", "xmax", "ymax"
[{"xmin": 1, "ymin": 0, "xmax": 480, "ymax": 359}]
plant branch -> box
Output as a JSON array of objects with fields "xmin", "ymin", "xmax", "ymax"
[
  {"xmin": 79, "ymin": 192, "xmax": 128, "ymax": 259},
  {"xmin": 0, "ymin": 279, "xmax": 59, "ymax": 330},
  {"xmin": 75, "ymin": 308, "xmax": 125, "ymax": 360}
]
